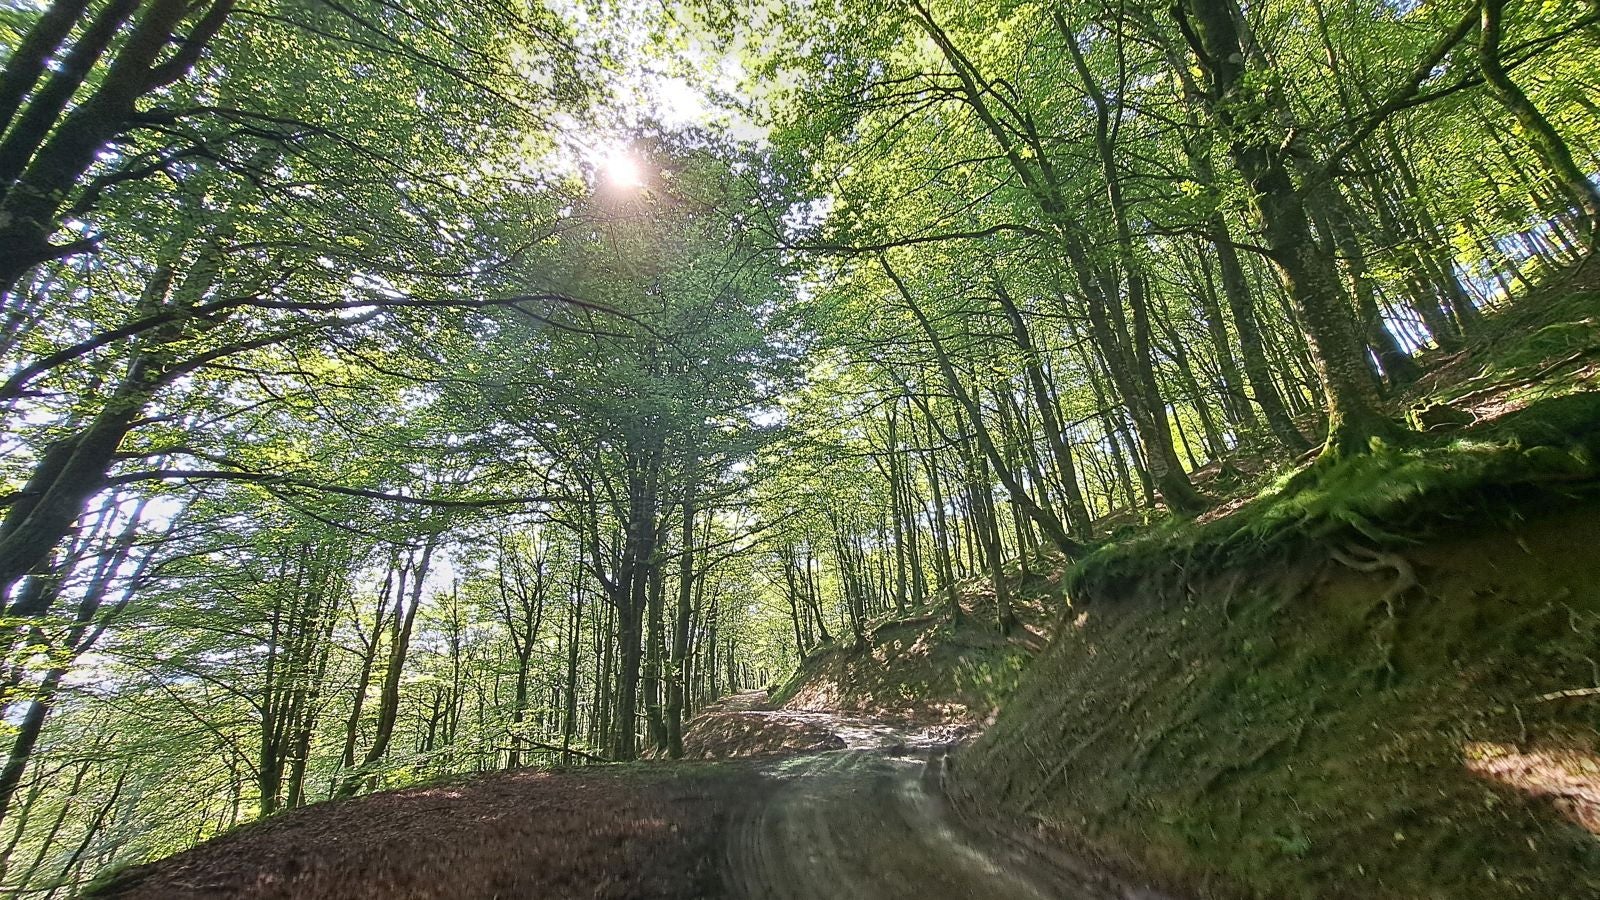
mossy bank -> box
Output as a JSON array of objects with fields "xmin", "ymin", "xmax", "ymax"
[{"xmin": 953, "ymin": 499, "xmax": 1600, "ymax": 898}]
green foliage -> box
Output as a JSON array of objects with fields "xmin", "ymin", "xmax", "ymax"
[{"xmin": 5, "ymin": 0, "xmax": 1600, "ymax": 892}]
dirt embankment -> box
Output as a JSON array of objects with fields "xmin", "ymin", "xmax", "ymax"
[
  {"xmin": 87, "ymin": 764, "xmax": 767, "ymax": 900},
  {"xmin": 955, "ymin": 501, "xmax": 1600, "ymax": 899},
  {"xmin": 681, "ymin": 691, "xmax": 850, "ymax": 759}
]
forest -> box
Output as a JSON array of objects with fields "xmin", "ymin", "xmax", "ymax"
[{"xmin": 1, "ymin": 0, "xmax": 1598, "ymax": 896}]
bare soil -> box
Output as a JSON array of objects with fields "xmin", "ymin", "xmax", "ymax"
[
  {"xmin": 90, "ymin": 694, "xmax": 1167, "ymax": 900},
  {"xmin": 682, "ymin": 691, "xmax": 849, "ymax": 759},
  {"xmin": 681, "ymin": 692, "xmax": 1172, "ymax": 898},
  {"xmin": 726, "ymin": 746, "xmax": 1170, "ymax": 900},
  {"xmin": 682, "ymin": 690, "xmax": 971, "ymax": 759}
]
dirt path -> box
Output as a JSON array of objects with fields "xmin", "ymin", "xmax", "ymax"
[
  {"xmin": 685, "ymin": 690, "xmax": 969, "ymax": 757},
  {"xmin": 718, "ymin": 703, "xmax": 1165, "ymax": 900},
  {"xmin": 92, "ymin": 695, "xmax": 1166, "ymax": 899}
]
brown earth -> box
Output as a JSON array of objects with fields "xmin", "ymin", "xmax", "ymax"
[
  {"xmin": 725, "ymin": 746, "xmax": 1172, "ymax": 900},
  {"xmin": 89, "ymin": 691, "xmax": 1174, "ymax": 900},
  {"xmin": 87, "ymin": 763, "xmax": 768, "ymax": 900},
  {"xmin": 681, "ymin": 707, "xmax": 848, "ymax": 758},
  {"xmin": 680, "ymin": 689, "xmax": 969, "ymax": 760},
  {"xmin": 681, "ymin": 690, "xmax": 850, "ymax": 759}
]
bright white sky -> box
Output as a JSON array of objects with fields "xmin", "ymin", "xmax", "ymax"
[{"xmin": 538, "ymin": 0, "xmax": 772, "ymax": 186}]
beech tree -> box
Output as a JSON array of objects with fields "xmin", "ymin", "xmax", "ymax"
[{"xmin": 2, "ymin": 0, "xmax": 1597, "ymax": 891}]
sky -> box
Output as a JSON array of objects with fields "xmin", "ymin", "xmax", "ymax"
[{"xmin": 536, "ymin": 0, "xmax": 773, "ymax": 184}]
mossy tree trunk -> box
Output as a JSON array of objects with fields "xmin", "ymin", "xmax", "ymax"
[{"xmin": 1176, "ymin": 0, "xmax": 1399, "ymax": 458}]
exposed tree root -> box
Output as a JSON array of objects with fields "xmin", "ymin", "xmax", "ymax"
[
  {"xmin": 1328, "ymin": 542, "xmax": 1417, "ymax": 618},
  {"xmin": 1445, "ymin": 346, "xmax": 1600, "ymax": 408},
  {"xmin": 1328, "ymin": 543, "xmax": 1419, "ymax": 684},
  {"xmin": 1194, "ymin": 708, "xmax": 1314, "ymax": 798},
  {"xmin": 1218, "ymin": 571, "xmax": 1244, "ymax": 626}
]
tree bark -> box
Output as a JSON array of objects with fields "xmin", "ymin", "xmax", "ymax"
[
  {"xmin": 1480, "ymin": 0, "xmax": 1600, "ymax": 244},
  {"xmin": 665, "ymin": 458, "xmax": 698, "ymax": 759},
  {"xmin": 1176, "ymin": 0, "xmax": 1398, "ymax": 456},
  {"xmin": 0, "ymin": 0, "xmax": 236, "ymax": 297}
]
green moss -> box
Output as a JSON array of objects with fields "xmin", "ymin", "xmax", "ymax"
[
  {"xmin": 959, "ymin": 502, "xmax": 1600, "ymax": 898},
  {"xmin": 1069, "ymin": 390, "xmax": 1600, "ymax": 603}
]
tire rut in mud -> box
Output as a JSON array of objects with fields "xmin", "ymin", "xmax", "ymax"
[{"xmin": 723, "ymin": 749, "xmax": 1150, "ymax": 900}]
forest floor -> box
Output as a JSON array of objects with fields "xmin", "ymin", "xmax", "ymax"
[
  {"xmin": 88, "ymin": 696, "xmax": 1171, "ymax": 900},
  {"xmin": 765, "ymin": 572, "xmax": 1066, "ymax": 725},
  {"xmin": 86, "ymin": 762, "xmax": 770, "ymax": 900},
  {"xmin": 722, "ymin": 740, "xmax": 1166, "ymax": 900}
]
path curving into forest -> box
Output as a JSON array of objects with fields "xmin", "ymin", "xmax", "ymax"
[
  {"xmin": 717, "ymin": 707, "xmax": 1166, "ymax": 900},
  {"xmin": 91, "ymin": 695, "xmax": 1173, "ymax": 900}
]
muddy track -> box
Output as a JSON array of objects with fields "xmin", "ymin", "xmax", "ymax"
[
  {"xmin": 719, "ymin": 709, "xmax": 1164, "ymax": 900},
  {"xmin": 92, "ymin": 698, "xmax": 1166, "ymax": 900}
]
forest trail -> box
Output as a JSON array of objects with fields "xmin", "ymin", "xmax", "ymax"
[
  {"xmin": 687, "ymin": 689, "xmax": 953, "ymax": 754},
  {"xmin": 714, "ymin": 699, "xmax": 1161, "ymax": 900}
]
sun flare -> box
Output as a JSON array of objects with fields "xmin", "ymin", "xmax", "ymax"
[{"xmin": 603, "ymin": 150, "xmax": 643, "ymax": 188}]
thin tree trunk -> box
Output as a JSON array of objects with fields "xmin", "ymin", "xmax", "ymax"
[
  {"xmin": 665, "ymin": 459, "xmax": 698, "ymax": 759},
  {"xmin": 1480, "ymin": 0, "xmax": 1600, "ymax": 244}
]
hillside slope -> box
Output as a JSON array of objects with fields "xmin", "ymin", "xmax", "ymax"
[
  {"xmin": 772, "ymin": 573, "xmax": 1066, "ymax": 726},
  {"xmin": 87, "ymin": 764, "xmax": 765, "ymax": 900},
  {"xmin": 954, "ymin": 497, "xmax": 1600, "ymax": 898},
  {"xmin": 772, "ymin": 276, "xmax": 1600, "ymax": 896}
]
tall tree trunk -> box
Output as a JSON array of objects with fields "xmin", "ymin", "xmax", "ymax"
[
  {"xmin": 644, "ymin": 561, "xmax": 666, "ymax": 754},
  {"xmin": 562, "ymin": 574, "xmax": 583, "ymax": 765},
  {"xmin": 1058, "ymin": 13, "xmax": 1207, "ymax": 513},
  {"xmin": 1140, "ymin": 10, "xmax": 1306, "ymax": 450},
  {"xmin": 1317, "ymin": 186, "xmax": 1422, "ymax": 385},
  {"xmin": 338, "ymin": 569, "xmax": 393, "ymax": 793},
  {"xmin": 1177, "ymin": 0, "xmax": 1397, "ymax": 456},
  {"xmin": 993, "ymin": 282, "xmax": 1092, "ymax": 535},
  {"xmin": 1480, "ymin": 0, "xmax": 1600, "ymax": 244},
  {"xmin": 665, "ymin": 460, "xmax": 698, "ymax": 760},
  {"xmin": 911, "ymin": 400, "xmax": 963, "ymax": 623}
]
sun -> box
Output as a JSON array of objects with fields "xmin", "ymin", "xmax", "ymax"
[{"xmin": 603, "ymin": 149, "xmax": 643, "ymax": 189}]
